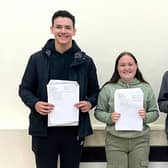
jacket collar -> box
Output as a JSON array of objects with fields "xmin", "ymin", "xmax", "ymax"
[
  {"xmin": 42, "ymin": 39, "xmax": 81, "ymax": 57},
  {"xmin": 42, "ymin": 39, "xmax": 88, "ymax": 67},
  {"xmin": 70, "ymin": 51, "xmax": 88, "ymax": 67}
]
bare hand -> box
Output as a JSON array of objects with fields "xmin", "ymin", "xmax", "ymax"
[
  {"xmin": 139, "ymin": 108, "xmax": 146, "ymax": 120},
  {"xmin": 35, "ymin": 101, "xmax": 54, "ymax": 115},
  {"xmin": 75, "ymin": 101, "xmax": 92, "ymax": 112},
  {"xmin": 112, "ymin": 112, "xmax": 120, "ymax": 123}
]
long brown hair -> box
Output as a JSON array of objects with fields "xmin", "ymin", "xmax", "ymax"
[{"xmin": 103, "ymin": 51, "xmax": 148, "ymax": 87}]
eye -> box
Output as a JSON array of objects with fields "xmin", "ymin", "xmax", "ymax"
[
  {"xmin": 128, "ymin": 63, "xmax": 134, "ymax": 66},
  {"xmin": 54, "ymin": 25, "xmax": 62, "ymax": 29},
  {"xmin": 119, "ymin": 64, "xmax": 125, "ymax": 67},
  {"xmin": 65, "ymin": 26, "xmax": 72, "ymax": 30}
]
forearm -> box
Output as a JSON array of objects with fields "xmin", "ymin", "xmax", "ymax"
[
  {"xmin": 94, "ymin": 109, "xmax": 113, "ymax": 125},
  {"xmin": 19, "ymin": 85, "xmax": 39, "ymax": 109},
  {"xmin": 144, "ymin": 110, "xmax": 159, "ymax": 123}
]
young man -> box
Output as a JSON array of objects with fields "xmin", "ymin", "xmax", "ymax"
[
  {"xmin": 158, "ymin": 71, "xmax": 168, "ymax": 140},
  {"xmin": 19, "ymin": 10, "xmax": 99, "ymax": 168}
]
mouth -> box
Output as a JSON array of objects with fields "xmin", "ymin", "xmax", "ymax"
[
  {"xmin": 58, "ymin": 35, "xmax": 68, "ymax": 39},
  {"xmin": 123, "ymin": 71, "xmax": 132, "ymax": 74}
]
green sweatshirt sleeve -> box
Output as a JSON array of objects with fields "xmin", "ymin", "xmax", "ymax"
[
  {"xmin": 144, "ymin": 86, "xmax": 159, "ymax": 123},
  {"xmin": 94, "ymin": 85, "xmax": 114, "ymax": 125}
]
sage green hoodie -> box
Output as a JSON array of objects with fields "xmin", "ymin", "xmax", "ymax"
[{"xmin": 94, "ymin": 78, "xmax": 159, "ymax": 138}]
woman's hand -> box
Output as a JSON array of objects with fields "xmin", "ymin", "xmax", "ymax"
[
  {"xmin": 112, "ymin": 112, "xmax": 120, "ymax": 123},
  {"xmin": 139, "ymin": 108, "xmax": 146, "ymax": 120}
]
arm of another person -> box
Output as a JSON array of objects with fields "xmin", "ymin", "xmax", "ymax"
[{"xmin": 158, "ymin": 71, "xmax": 168, "ymax": 113}]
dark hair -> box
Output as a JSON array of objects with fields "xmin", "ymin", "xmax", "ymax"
[
  {"xmin": 51, "ymin": 10, "xmax": 75, "ymax": 27},
  {"xmin": 103, "ymin": 51, "xmax": 148, "ymax": 86}
]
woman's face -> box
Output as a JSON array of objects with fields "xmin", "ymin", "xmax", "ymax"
[{"xmin": 117, "ymin": 54, "xmax": 137, "ymax": 82}]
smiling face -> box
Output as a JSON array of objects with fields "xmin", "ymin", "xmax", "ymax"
[
  {"xmin": 50, "ymin": 16, "xmax": 76, "ymax": 48},
  {"xmin": 117, "ymin": 54, "xmax": 138, "ymax": 82}
]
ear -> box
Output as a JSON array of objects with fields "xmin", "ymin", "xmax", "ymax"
[
  {"xmin": 73, "ymin": 28, "xmax": 76, "ymax": 36},
  {"xmin": 50, "ymin": 26, "xmax": 54, "ymax": 34}
]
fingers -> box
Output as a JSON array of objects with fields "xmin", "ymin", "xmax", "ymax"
[
  {"xmin": 111, "ymin": 108, "xmax": 146, "ymax": 123},
  {"xmin": 139, "ymin": 108, "xmax": 146, "ymax": 119},
  {"xmin": 112, "ymin": 112, "xmax": 120, "ymax": 123},
  {"xmin": 75, "ymin": 101, "xmax": 92, "ymax": 112},
  {"xmin": 35, "ymin": 100, "xmax": 92, "ymax": 115},
  {"xmin": 35, "ymin": 101, "xmax": 54, "ymax": 115}
]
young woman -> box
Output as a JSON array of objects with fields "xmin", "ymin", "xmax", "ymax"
[{"xmin": 94, "ymin": 51, "xmax": 159, "ymax": 168}]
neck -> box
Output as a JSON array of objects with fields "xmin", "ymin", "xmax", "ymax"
[{"xmin": 55, "ymin": 41, "xmax": 72, "ymax": 54}]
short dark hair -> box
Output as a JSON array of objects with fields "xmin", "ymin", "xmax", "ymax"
[
  {"xmin": 51, "ymin": 10, "xmax": 75, "ymax": 27},
  {"xmin": 103, "ymin": 51, "xmax": 148, "ymax": 87}
]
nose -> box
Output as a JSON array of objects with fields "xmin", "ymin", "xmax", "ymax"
[
  {"xmin": 60, "ymin": 27, "xmax": 66, "ymax": 33},
  {"xmin": 125, "ymin": 65, "xmax": 130, "ymax": 70}
]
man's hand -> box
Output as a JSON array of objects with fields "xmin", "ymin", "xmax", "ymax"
[
  {"xmin": 75, "ymin": 101, "xmax": 92, "ymax": 112},
  {"xmin": 35, "ymin": 101, "xmax": 54, "ymax": 115}
]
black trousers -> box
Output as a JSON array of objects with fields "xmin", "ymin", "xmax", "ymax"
[{"xmin": 32, "ymin": 127, "xmax": 84, "ymax": 168}]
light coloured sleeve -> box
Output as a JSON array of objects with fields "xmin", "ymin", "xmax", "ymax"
[
  {"xmin": 94, "ymin": 86, "xmax": 114, "ymax": 125},
  {"xmin": 144, "ymin": 86, "xmax": 159, "ymax": 123}
]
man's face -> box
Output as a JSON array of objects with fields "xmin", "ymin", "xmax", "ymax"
[{"xmin": 50, "ymin": 16, "xmax": 76, "ymax": 46}]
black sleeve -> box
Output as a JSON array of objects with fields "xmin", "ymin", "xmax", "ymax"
[
  {"xmin": 158, "ymin": 71, "xmax": 168, "ymax": 113},
  {"xmin": 18, "ymin": 55, "xmax": 39, "ymax": 109},
  {"xmin": 87, "ymin": 58, "xmax": 100, "ymax": 108}
]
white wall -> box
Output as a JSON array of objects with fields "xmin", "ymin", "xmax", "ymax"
[{"xmin": 0, "ymin": 0, "xmax": 168, "ymax": 129}]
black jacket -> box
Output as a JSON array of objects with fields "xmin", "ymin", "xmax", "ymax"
[
  {"xmin": 19, "ymin": 39, "xmax": 99, "ymax": 137},
  {"xmin": 158, "ymin": 71, "xmax": 168, "ymax": 138}
]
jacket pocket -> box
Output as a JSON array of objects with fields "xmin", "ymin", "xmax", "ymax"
[{"xmin": 29, "ymin": 112, "xmax": 47, "ymax": 136}]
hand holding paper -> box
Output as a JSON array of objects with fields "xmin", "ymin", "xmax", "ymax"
[
  {"xmin": 75, "ymin": 101, "xmax": 92, "ymax": 112},
  {"xmin": 35, "ymin": 101, "xmax": 54, "ymax": 115},
  {"xmin": 112, "ymin": 112, "xmax": 120, "ymax": 123},
  {"xmin": 139, "ymin": 108, "xmax": 146, "ymax": 120}
]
